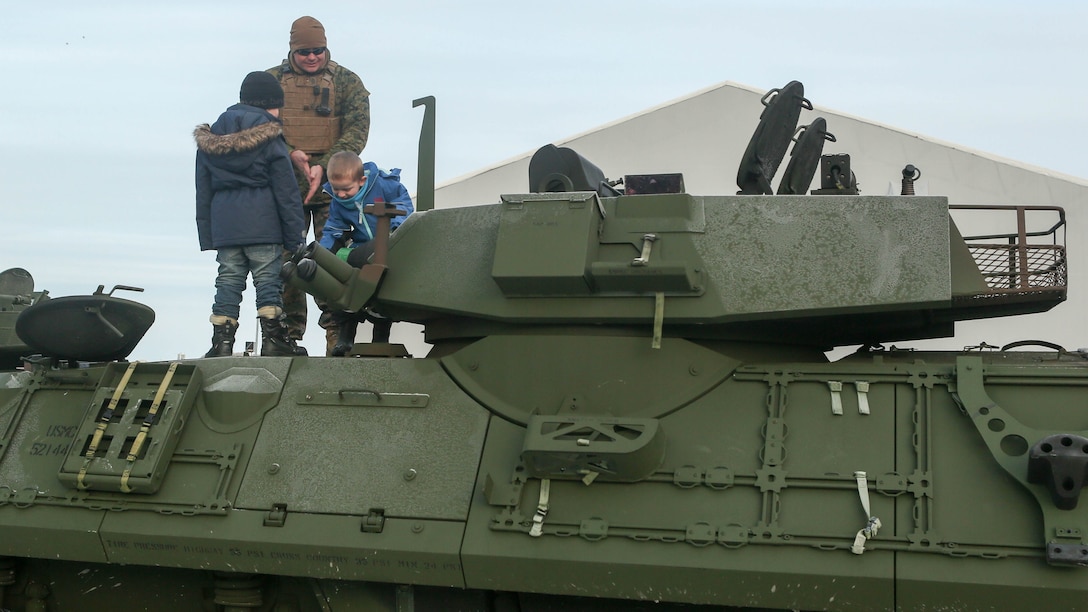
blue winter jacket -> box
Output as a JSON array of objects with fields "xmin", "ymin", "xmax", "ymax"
[
  {"xmin": 318, "ymin": 162, "xmax": 414, "ymax": 250},
  {"xmin": 194, "ymin": 104, "xmax": 305, "ymax": 251}
]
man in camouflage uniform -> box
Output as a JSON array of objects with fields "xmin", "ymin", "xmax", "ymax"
[{"xmin": 267, "ymin": 15, "xmax": 371, "ymax": 354}]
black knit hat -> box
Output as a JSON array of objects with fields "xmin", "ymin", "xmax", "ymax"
[{"xmin": 239, "ymin": 71, "xmax": 284, "ymax": 109}]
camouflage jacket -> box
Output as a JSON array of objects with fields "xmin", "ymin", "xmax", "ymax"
[{"xmin": 267, "ymin": 58, "xmax": 371, "ymax": 206}]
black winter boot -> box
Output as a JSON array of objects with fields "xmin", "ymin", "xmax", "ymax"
[
  {"xmin": 204, "ymin": 320, "xmax": 238, "ymax": 358},
  {"xmin": 372, "ymin": 318, "xmax": 392, "ymax": 344},
  {"xmin": 260, "ymin": 315, "xmax": 308, "ymax": 356},
  {"xmin": 330, "ymin": 313, "xmax": 358, "ymax": 357},
  {"xmin": 364, "ymin": 308, "xmax": 392, "ymax": 343}
]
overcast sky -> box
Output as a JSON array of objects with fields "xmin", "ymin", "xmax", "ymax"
[{"xmin": 3, "ymin": 1, "xmax": 1086, "ymax": 359}]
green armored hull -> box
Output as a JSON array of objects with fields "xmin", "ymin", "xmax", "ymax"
[{"xmin": 2, "ymin": 337, "xmax": 1086, "ymax": 609}]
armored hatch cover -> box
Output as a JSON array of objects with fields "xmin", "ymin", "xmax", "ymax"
[{"xmin": 15, "ymin": 284, "xmax": 154, "ymax": 362}]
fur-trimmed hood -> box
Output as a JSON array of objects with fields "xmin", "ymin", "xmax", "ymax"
[
  {"xmin": 193, "ymin": 104, "xmax": 289, "ymax": 179},
  {"xmin": 194, "ymin": 104, "xmax": 304, "ymax": 253},
  {"xmin": 194, "ymin": 117, "xmax": 283, "ymax": 156}
]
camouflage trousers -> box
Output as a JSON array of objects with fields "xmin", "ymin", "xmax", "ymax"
[{"xmin": 282, "ymin": 204, "xmax": 333, "ymax": 343}]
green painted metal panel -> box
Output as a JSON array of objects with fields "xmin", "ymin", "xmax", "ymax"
[
  {"xmin": 100, "ymin": 510, "xmax": 466, "ymax": 587},
  {"xmin": 492, "ymin": 193, "xmax": 601, "ymax": 296},
  {"xmin": 0, "ymin": 506, "xmax": 106, "ymax": 562},
  {"xmin": 382, "ymin": 195, "xmax": 952, "ymax": 327},
  {"xmin": 235, "ymin": 358, "xmax": 489, "ymax": 519}
]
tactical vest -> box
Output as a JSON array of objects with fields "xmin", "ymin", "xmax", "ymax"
[{"xmin": 279, "ymin": 60, "xmax": 340, "ymax": 154}]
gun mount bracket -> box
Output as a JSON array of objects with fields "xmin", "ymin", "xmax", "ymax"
[
  {"xmin": 1027, "ymin": 434, "xmax": 1088, "ymax": 510},
  {"xmin": 954, "ymin": 356, "xmax": 1088, "ymax": 566}
]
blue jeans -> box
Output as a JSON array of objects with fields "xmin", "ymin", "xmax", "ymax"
[{"xmin": 212, "ymin": 244, "xmax": 284, "ymax": 319}]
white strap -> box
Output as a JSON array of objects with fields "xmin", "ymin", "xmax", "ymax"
[
  {"xmin": 851, "ymin": 471, "xmax": 881, "ymax": 554},
  {"xmin": 828, "ymin": 381, "xmax": 843, "ymax": 415},
  {"xmin": 529, "ymin": 478, "xmax": 551, "ymax": 537},
  {"xmin": 856, "ymin": 381, "xmax": 871, "ymax": 415},
  {"xmin": 652, "ymin": 292, "xmax": 664, "ymax": 350}
]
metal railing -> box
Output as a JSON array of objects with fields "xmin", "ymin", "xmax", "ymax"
[{"xmin": 950, "ymin": 205, "xmax": 1066, "ymax": 295}]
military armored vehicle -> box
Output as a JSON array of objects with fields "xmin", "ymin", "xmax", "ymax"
[{"xmin": 1, "ymin": 87, "xmax": 1085, "ymax": 611}]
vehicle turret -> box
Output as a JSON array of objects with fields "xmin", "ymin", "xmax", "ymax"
[{"xmin": 285, "ymin": 170, "xmax": 1066, "ymax": 354}]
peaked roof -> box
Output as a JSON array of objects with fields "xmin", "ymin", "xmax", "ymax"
[{"xmin": 436, "ymin": 80, "xmax": 1088, "ymax": 206}]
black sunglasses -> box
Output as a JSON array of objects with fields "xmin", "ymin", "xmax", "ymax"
[{"xmin": 294, "ymin": 47, "xmax": 327, "ymax": 57}]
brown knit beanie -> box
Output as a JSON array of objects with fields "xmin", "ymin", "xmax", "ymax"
[{"xmin": 290, "ymin": 16, "xmax": 327, "ymax": 51}]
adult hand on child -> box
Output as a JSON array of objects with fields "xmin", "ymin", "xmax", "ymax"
[{"xmin": 304, "ymin": 165, "xmax": 323, "ymax": 203}]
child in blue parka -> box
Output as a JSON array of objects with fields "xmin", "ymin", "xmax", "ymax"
[
  {"xmin": 318, "ymin": 151, "xmax": 414, "ymax": 354},
  {"xmin": 319, "ymin": 152, "xmax": 414, "ymax": 259}
]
